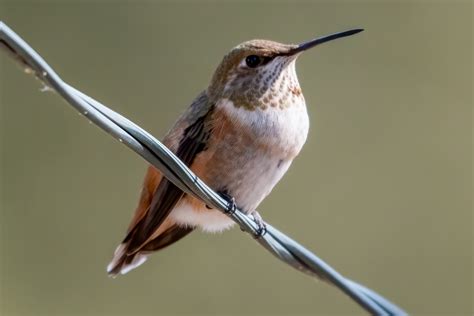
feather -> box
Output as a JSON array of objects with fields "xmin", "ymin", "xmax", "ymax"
[{"xmin": 107, "ymin": 91, "xmax": 214, "ymax": 276}]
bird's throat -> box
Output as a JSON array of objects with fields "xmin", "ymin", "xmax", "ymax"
[{"xmin": 223, "ymin": 59, "xmax": 303, "ymax": 111}]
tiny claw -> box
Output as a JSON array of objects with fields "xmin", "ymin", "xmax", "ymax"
[
  {"xmin": 208, "ymin": 190, "xmax": 237, "ymax": 214},
  {"xmin": 251, "ymin": 211, "xmax": 267, "ymax": 238},
  {"xmin": 219, "ymin": 191, "xmax": 236, "ymax": 214},
  {"xmin": 227, "ymin": 196, "xmax": 236, "ymax": 214}
]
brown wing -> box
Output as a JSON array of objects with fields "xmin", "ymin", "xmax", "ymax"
[
  {"xmin": 122, "ymin": 92, "xmax": 214, "ymax": 255},
  {"xmin": 107, "ymin": 92, "xmax": 214, "ymax": 276}
]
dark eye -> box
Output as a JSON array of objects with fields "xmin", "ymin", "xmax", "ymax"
[{"xmin": 245, "ymin": 55, "xmax": 261, "ymax": 68}]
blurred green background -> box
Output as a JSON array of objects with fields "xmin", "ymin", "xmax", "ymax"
[{"xmin": 0, "ymin": 1, "xmax": 472, "ymax": 315}]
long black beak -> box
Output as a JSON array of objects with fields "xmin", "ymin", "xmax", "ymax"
[{"xmin": 289, "ymin": 28, "xmax": 364, "ymax": 55}]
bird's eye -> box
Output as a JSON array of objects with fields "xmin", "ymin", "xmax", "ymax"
[{"xmin": 245, "ymin": 55, "xmax": 261, "ymax": 68}]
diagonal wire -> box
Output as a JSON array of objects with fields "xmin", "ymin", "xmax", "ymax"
[{"xmin": 0, "ymin": 21, "xmax": 407, "ymax": 316}]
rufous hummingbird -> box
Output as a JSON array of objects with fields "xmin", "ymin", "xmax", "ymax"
[{"xmin": 107, "ymin": 28, "xmax": 363, "ymax": 276}]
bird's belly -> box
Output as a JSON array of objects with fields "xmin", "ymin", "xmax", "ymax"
[
  {"xmin": 170, "ymin": 98, "xmax": 309, "ymax": 232},
  {"xmin": 169, "ymin": 153, "xmax": 292, "ymax": 233},
  {"xmin": 214, "ymin": 149, "xmax": 294, "ymax": 211}
]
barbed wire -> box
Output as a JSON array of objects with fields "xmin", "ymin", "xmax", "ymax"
[{"xmin": 0, "ymin": 21, "xmax": 407, "ymax": 315}]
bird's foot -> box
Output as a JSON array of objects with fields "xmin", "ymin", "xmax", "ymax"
[
  {"xmin": 219, "ymin": 191, "xmax": 237, "ymax": 214},
  {"xmin": 206, "ymin": 190, "xmax": 236, "ymax": 215},
  {"xmin": 250, "ymin": 210, "xmax": 267, "ymax": 238}
]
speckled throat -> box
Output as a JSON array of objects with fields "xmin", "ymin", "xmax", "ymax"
[{"xmin": 221, "ymin": 56, "xmax": 303, "ymax": 111}]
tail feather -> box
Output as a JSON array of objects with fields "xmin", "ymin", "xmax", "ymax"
[
  {"xmin": 107, "ymin": 222, "xmax": 194, "ymax": 277},
  {"xmin": 107, "ymin": 243, "xmax": 148, "ymax": 277}
]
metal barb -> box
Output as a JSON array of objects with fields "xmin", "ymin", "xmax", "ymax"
[{"xmin": 0, "ymin": 21, "xmax": 407, "ymax": 316}]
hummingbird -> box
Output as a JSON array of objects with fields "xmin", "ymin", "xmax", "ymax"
[{"xmin": 107, "ymin": 28, "xmax": 363, "ymax": 276}]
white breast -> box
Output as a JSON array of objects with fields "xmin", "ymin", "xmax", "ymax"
[{"xmin": 219, "ymin": 97, "xmax": 309, "ymax": 156}]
